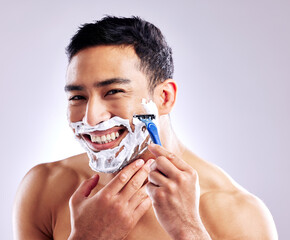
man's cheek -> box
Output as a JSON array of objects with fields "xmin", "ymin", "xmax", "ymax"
[{"xmin": 67, "ymin": 107, "xmax": 85, "ymax": 123}]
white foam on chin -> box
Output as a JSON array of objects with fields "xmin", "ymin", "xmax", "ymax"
[
  {"xmin": 70, "ymin": 116, "xmax": 148, "ymax": 173},
  {"xmin": 70, "ymin": 99, "xmax": 159, "ymax": 173}
]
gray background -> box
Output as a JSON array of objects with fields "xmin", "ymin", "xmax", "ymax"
[{"xmin": 1, "ymin": 0, "xmax": 289, "ymax": 239}]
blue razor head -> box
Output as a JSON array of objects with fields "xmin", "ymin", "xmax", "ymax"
[
  {"xmin": 133, "ymin": 114, "xmax": 155, "ymax": 126},
  {"xmin": 133, "ymin": 114, "xmax": 155, "ymax": 120},
  {"xmin": 133, "ymin": 114, "xmax": 161, "ymax": 146}
]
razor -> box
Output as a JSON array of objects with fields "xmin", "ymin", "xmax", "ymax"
[{"xmin": 133, "ymin": 114, "xmax": 162, "ymax": 146}]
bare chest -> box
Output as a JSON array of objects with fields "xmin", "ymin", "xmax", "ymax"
[{"xmin": 52, "ymin": 199, "xmax": 171, "ymax": 240}]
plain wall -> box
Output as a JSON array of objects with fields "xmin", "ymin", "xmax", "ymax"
[{"xmin": 1, "ymin": 0, "xmax": 289, "ymax": 238}]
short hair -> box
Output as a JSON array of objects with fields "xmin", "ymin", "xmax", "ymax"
[{"xmin": 66, "ymin": 16, "xmax": 174, "ymax": 91}]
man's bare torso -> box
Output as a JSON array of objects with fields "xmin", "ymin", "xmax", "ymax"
[
  {"xmin": 48, "ymin": 154, "xmax": 173, "ymax": 239},
  {"xmin": 15, "ymin": 149, "xmax": 266, "ymax": 240}
]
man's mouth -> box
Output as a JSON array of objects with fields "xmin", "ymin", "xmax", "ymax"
[
  {"xmin": 81, "ymin": 126, "xmax": 127, "ymax": 151},
  {"xmin": 90, "ymin": 131, "xmax": 120, "ymax": 144}
]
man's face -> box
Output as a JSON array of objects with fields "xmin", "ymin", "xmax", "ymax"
[{"xmin": 65, "ymin": 45, "xmax": 155, "ymax": 170}]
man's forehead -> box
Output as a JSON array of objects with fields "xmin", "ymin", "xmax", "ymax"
[
  {"xmin": 65, "ymin": 47, "xmax": 151, "ymax": 92},
  {"xmin": 66, "ymin": 46, "xmax": 144, "ymax": 79}
]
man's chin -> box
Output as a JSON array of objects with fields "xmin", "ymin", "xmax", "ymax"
[
  {"xmin": 75, "ymin": 122, "xmax": 151, "ymax": 173},
  {"xmin": 85, "ymin": 140, "xmax": 150, "ymax": 174}
]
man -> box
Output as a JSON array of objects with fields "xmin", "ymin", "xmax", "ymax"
[{"xmin": 13, "ymin": 16, "xmax": 277, "ymax": 240}]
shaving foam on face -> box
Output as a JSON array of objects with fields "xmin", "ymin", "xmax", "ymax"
[
  {"xmin": 70, "ymin": 99, "xmax": 159, "ymax": 173},
  {"xmin": 141, "ymin": 98, "xmax": 159, "ymax": 116}
]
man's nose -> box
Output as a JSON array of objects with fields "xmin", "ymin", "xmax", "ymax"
[{"xmin": 83, "ymin": 97, "xmax": 111, "ymax": 126}]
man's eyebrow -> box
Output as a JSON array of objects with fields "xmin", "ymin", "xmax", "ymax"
[
  {"xmin": 64, "ymin": 78, "xmax": 131, "ymax": 92},
  {"xmin": 64, "ymin": 84, "xmax": 84, "ymax": 92},
  {"xmin": 94, "ymin": 78, "xmax": 131, "ymax": 87}
]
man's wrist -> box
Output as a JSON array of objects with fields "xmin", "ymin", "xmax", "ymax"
[
  {"xmin": 173, "ymin": 222, "xmax": 211, "ymax": 240},
  {"xmin": 177, "ymin": 231, "xmax": 211, "ymax": 240}
]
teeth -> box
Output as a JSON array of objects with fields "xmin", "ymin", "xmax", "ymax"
[
  {"xmin": 111, "ymin": 132, "xmax": 115, "ymax": 140},
  {"xmin": 91, "ymin": 135, "xmax": 98, "ymax": 143},
  {"xmin": 106, "ymin": 134, "xmax": 111, "ymax": 141},
  {"xmin": 90, "ymin": 131, "xmax": 120, "ymax": 144}
]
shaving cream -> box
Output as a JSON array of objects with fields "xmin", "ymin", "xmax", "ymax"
[{"xmin": 70, "ymin": 99, "xmax": 159, "ymax": 173}]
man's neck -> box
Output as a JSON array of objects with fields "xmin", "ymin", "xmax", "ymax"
[{"xmin": 159, "ymin": 115, "xmax": 186, "ymax": 157}]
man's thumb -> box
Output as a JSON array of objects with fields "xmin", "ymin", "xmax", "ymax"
[{"xmin": 71, "ymin": 174, "xmax": 100, "ymax": 204}]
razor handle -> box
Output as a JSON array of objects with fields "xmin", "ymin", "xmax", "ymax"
[{"xmin": 146, "ymin": 122, "xmax": 162, "ymax": 146}]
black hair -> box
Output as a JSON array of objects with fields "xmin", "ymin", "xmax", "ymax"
[{"xmin": 66, "ymin": 16, "xmax": 174, "ymax": 90}]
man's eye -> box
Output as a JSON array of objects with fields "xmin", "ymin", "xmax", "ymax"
[
  {"xmin": 105, "ymin": 89, "xmax": 125, "ymax": 96},
  {"xmin": 69, "ymin": 95, "xmax": 85, "ymax": 101}
]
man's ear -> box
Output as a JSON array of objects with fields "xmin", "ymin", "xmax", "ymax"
[{"xmin": 153, "ymin": 79, "xmax": 177, "ymax": 115}]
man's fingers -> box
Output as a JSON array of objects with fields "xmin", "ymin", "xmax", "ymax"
[
  {"xmin": 148, "ymin": 144, "xmax": 188, "ymax": 171},
  {"xmin": 104, "ymin": 159, "xmax": 145, "ymax": 195},
  {"xmin": 83, "ymin": 174, "xmax": 100, "ymax": 197},
  {"xmin": 133, "ymin": 196, "xmax": 152, "ymax": 224},
  {"xmin": 151, "ymin": 156, "xmax": 181, "ymax": 179},
  {"xmin": 148, "ymin": 168, "xmax": 168, "ymax": 186},
  {"xmin": 71, "ymin": 174, "xmax": 99, "ymax": 204},
  {"xmin": 120, "ymin": 159, "xmax": 153, "ymax": 200},
  {"xmin": 145, "ymin": 182, "xmax": 159, "ymax": 201},
  {"xmin": 129, "ymin": 185, "xmax": 149, "ymax": 209}
]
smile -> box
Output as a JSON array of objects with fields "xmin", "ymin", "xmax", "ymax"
[
  {"xmin": 90, "ymin": 131, "xmax": 120, "ymax": 144},
  {"xmin": 81, "ymin": 126, "xmax": 127, "ymax": 151}
]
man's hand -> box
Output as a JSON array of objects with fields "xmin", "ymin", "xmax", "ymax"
[
  {"xmin": 68, "ymin": 159, "xmax": 153, "ymax": 240},
  {"xmin": 146, "ymin": 144, "xmax": 211, "ymax": 240}
]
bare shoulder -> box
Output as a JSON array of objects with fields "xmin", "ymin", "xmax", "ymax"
[
  {"xmin": 199, "ymin": 181, "xmax": 278, "ymax": 239},
  {"xmin": 15, "ymin": 153, "xmax": 89, "ymax": 207},
  {"xmin": 186, "ymin": 153, "xmax": 277, "ymax": 239},
  {"xmin": 13, "ymin": 153, "xmax": 89, "ymax": 239}
]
